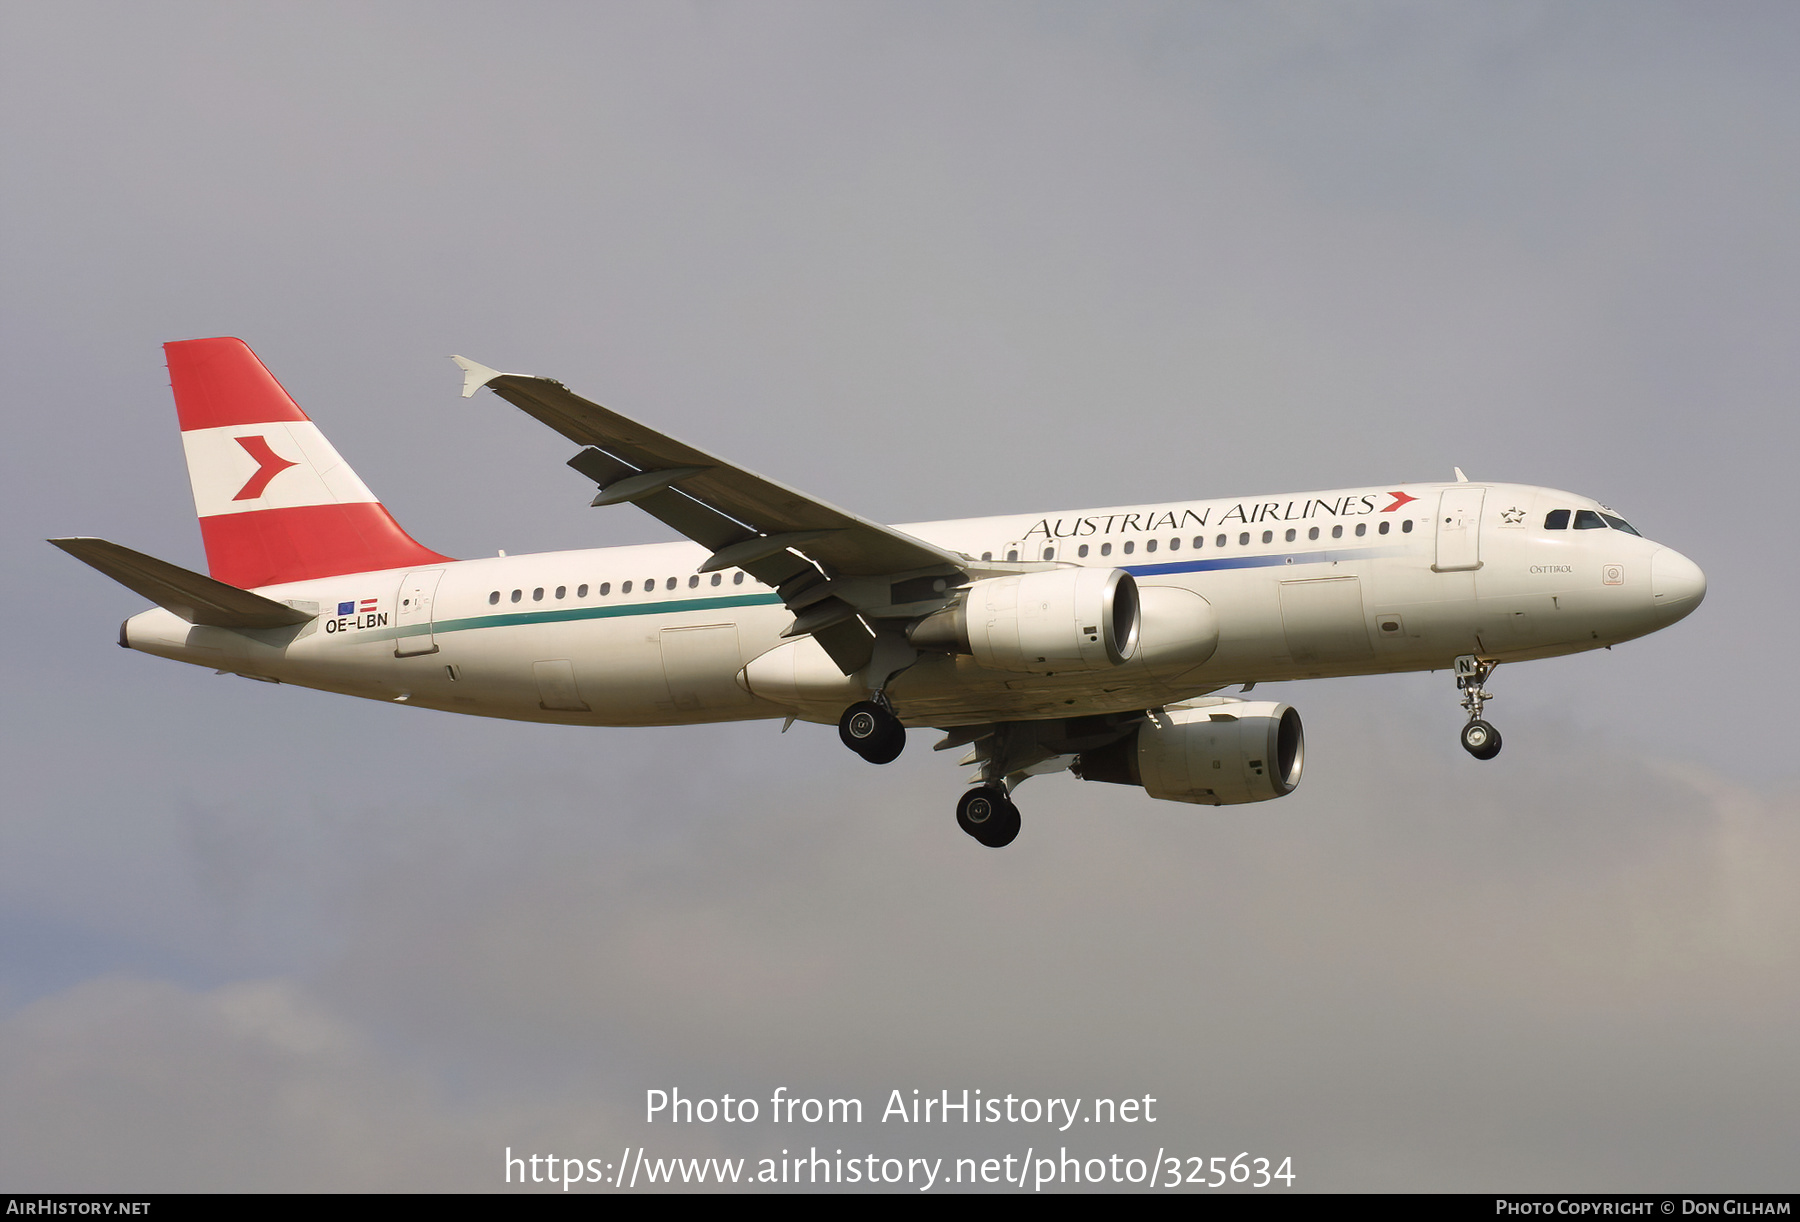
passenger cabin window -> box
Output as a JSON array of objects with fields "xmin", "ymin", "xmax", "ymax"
[
  {"xmin": 1355, "ymin": 523, "xmax": 1366, "ymax": 537},
  {"xmin": 555, "ymin": 585, "xmax": 566, "ymax": 599},
  {"xmin": 1193, "ymin": 536, "xmax": 1205, "ymax": 549},
  {"xmin": 1545, "ymin": 509, "xmax": 1571, "ymax": 530},
  {"xmin": 1261, "ymin": 530, "xmax": 1273, "ymax": 544},
  {"xmin": 1078, "ymin": 544, "xmax": 1089, "ymax": 558},
  {"xmin": 688, "ymin": 575, "xmax": 699, "ymax": 588},
  {"xmin": 1239, "ymin": 533, "xmax": 1250, "ymax": 546},
  {"xmin": 1285, "ymin": 528, "xmax": 1296, "ymax": 543},
  {"xmin": 577, "ymin": 584, "xmax": 588, "ymax": 597},
  {"xmin": 488, "ymin": 591, "xmax": 499, "ymax": 605},
  {"xmin": 1332, "ymin": 525, "xmax": 1342, "ymax": 539},
  {"xmin": 1216, "ymin": 534, "xmax": 1227, "ymax": 547},
  {"xmin": 710, "ymin": 573, "xmax": 721, "ymax": 586},
  {"xmin": 733, "ymin": 572, "xmax": 744, "ymax": 585},
  {"xmin": 1402, "ymin": 520, "xmax": 1413, "ymax": 533},
  {"xmin": 1122, "ymin": 541, "xmax": 1134, "ymax": 555},
  {"xmin": 510, "ymin": 589, "xmax": 522, "ymax": 603},
  {"xmin": 622, "ymin": 581, "xmax": 633, "ymax": 594},
  {"xmin": 1378, "ymin": 521, "xmax": 1390, "ymax": 535},
  {"xmin": 1144, "ymin": 539, "xmax": 1157, "ymax": 553},
  {"xmin": 1100, "ymin": 543, "xmax": 1112, "ymax": 556},
  {"xmin": 1043, "ymin": 547, "xmax": 1055, "ymax": 560},
  {"xmin": 1308, "ymin": 527, "xmax": 1319, "ymax": 541},
  {"xmin": 533, "ymin": 587, "xmax": 544, "ymax": 601},
  {"xmin": 600, "ymin": 582, "xmax": 611, "ymax": 595},
  {"xmin": 1168, "ymin": 537, "xmax": 1180, "ymax": 551},
  {"xmin": 1573, "ymin": 510, "xmax": 1606, "ymax": 530}
]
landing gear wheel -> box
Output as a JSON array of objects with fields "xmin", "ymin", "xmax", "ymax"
[
  {"xmin": 982, "ymin": 802, "xmax": 1021, "ymax": 848},
  {"xmin": 1453, "ymin": 655, "xmax": 1502, "ymax": 761},
  {"xmin": 839, "ymin": 700, "xmax": 905, "ymax": 764},
  {"xmin": 1461, "ymin": 718, "xmax": 1502, "ymax": 760},
  {"xmin": 956, "ymin": 785, "xmax": 1021, "ymax": 848}
]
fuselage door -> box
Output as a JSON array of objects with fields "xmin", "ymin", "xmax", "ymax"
[
  {"xmin": 1433, "ymin": 488, "xmax": 1485, "ymax": 573},
  {"xmin": 1280, "ymin": 577, "xmax": 1373, "ymax": 664},
  {"xmin": 662, "ymin": 624, "xmax": 753, "ymax": 712},
  {"xmin": 394, "ymin": 569, "xmax": 444, "ymax": 657}
]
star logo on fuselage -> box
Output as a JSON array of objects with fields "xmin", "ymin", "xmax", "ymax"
[{"xmin": 1501, "ymin": 506, "xmax": 1525, "ymax": 524}]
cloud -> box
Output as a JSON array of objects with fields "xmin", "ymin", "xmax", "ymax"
[{"xmin": 4, "ymin": 712, "xmax": 1793, "ymax": 1190}]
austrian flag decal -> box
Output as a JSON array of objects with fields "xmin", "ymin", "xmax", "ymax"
[{"xmin": 325, "ymin": 597, "xmax": 389, "ymax": 634}]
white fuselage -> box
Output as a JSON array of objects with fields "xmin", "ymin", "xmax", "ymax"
[{"xmin": 121, "ymin": 481, "xmax": 1704, "ymax": 729}]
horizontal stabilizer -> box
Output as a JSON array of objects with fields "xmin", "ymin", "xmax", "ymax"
[{"xmin": 48, "ymin": 537, "xmax": 314, "ymax": 629}]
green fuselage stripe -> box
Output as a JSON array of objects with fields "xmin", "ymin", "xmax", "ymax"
[{"xmin": 392, "ymin": 591, "xmax": 786, "ymax": 638}]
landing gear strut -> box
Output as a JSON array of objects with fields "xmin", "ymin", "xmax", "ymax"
[
  {"xmin": 1454, "ymin": 654, "xmax": 1502, "ymax": 760},
  {"xmin": 839, "ymin": 696, "xmax": 905, "ymax": 764},
  {"xmin": 956, "ymin": 784, "xmax": 1020, "ymax": 848}
]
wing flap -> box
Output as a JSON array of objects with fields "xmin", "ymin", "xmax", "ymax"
[{"xmin": 567, "ymin": 448, "xmax": 816, "ymax": 590}]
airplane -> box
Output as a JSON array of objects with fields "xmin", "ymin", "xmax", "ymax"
[{"xmin": 53, "ymin": 338, "xmax": 1707, "ymax": 848}]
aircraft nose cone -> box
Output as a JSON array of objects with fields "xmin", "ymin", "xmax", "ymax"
[{"xmin": 1651, "ymin": 547, "xmax": 1706, "ymax": 623}]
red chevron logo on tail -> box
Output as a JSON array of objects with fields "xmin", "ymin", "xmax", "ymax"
[{"xmin": 232, "ymin": 434, "xmax": 298, "ymax": 501}]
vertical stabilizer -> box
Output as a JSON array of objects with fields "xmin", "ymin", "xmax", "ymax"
[{"xmin": 166, "ymin": 338, "xmax": 450, "ymax": 588}]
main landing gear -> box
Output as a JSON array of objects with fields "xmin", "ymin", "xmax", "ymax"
[
  {"xmin": 1454, "ymin": 654, "xmax": 1502, "ymax": 761},
  {"xmin": 838, "ymin": 697, "xmax": 906, "ymax": 764},
  {"xmin": 956, "ymin": 784, "xmax": 1021, "ymax": 848}
]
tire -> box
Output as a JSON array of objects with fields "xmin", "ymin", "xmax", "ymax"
[
  {"xmin": 956, "ymin": 786, "xmax": 1004, "ymax": 837},
  {"xmin": 957, "ymin": 788, "xmax": 1021, "ymax": 847},
  {"xmin": 862, "ymin": 723, "xmax": 906, "ymax": 764},
  {"xmin": 980, "ymin": 801, "xmax": 1021, "ymax": 848},
  {"xmin": 1461, "ymin": 719, "xmax": 1502, "ymax": 760},
  {"xmin": 839, "ymin": 701, "xmax": 904, "ymax": 763}
]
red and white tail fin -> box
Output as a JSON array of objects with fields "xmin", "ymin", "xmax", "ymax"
[{"xmin": 167, "ymin": 337, "xmax": 450, "ymax": 589}]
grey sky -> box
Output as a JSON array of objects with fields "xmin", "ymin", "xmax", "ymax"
[{"xmin": 2, "ymin": 1, "xmax": 1795, "ymax": 1191}]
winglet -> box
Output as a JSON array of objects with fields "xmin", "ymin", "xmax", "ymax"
[
  {"xmin": 451, "ymin": 355, "xmax": 506, "ymax": 399},
  {"xmin": 1454, "ymin": 467, "xmax": 1470, "ymax": 483}
]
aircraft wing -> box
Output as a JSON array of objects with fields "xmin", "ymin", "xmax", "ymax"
[{"xmin": 454, "ymin": 357, "xmax": 968, "ymax": 673}]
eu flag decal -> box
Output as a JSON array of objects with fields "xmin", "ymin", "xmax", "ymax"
[{"xmin": 337, "ymin": 601, "xmax": 355, "ymax": 615}]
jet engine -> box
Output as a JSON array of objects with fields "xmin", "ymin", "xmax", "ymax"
[
  {"xmin": 908, "ymin": 568, "xmax": 1139, "ymax": 673},
  {"xmin": 1074, "ymin": 700, "xmax": 1303, "ymax": 805}
]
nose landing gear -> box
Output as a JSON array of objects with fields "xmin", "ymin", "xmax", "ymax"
[
  {"xmin": 1454, "ymin": 654, "xmax": 1502, "ymax": 760},
  {"xmin": 838, "ymin": 696, "xmax": 906, "ymax": 764},
  {"xmin": 1460, "ymin": 718, "xmax": 1501, "ymax": 759},
  {"xmin": 956, "ymin": 784, "xmax": 1021, "ymax": 848}
]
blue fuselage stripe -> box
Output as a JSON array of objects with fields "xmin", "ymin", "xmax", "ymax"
[{"xmin": 1122, "ymin": 547, "xmax": 1376, "ymax": 578}]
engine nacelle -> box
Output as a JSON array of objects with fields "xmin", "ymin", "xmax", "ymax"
[
  {"xmin": 1075, "ymin": 700, "xmax": 1304, "ymax": 805},
  {"xmin": 909, "ymin": 568, "xmax": 1140, "ymax": 673}
]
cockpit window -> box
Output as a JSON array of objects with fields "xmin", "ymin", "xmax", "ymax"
[
  {"xmin": 1544, "ymin": 509, "xmax": 1570, "ymax": 530},
  {"xmin": 1600, "ymin": 513, "xmax": 1640, "ymax": 536},
  {"xmin": 1573, "ymin": 510, "xmax": 1607, "ymax": 529}
]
